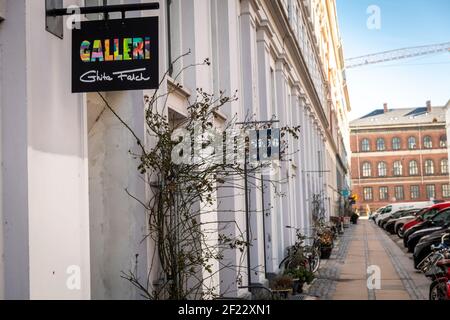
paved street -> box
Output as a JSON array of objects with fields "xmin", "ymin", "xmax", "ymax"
[{"xmin": 306, "ymin": 219, "xmax": 430, "ymax": 300}]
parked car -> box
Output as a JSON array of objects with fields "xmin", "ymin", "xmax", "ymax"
[
  {"xmin": 414, "ymin": 227, "xmax": 450, "ymax": 269},
  {"xmin": 407, "ymin": 221, "xmax": 450, "ymax": 253},
  {"xmin": 385, "ymin": 209, "xmax": 421, "ymax": 234},
  {"xmin": 404, "ymin": 208, "xmax": 450, "ymax": 250},
  {"xmin": 394, "ymin": 210, "xmax": 423, "ymax": 237},
  {"xmin": 401, "ymin": 202, "xmax": 450, "ymax": 237},
  {"xmin": 379, "ymin": 210, "xmax": 407, "ymax": 229},
  {"xmin": 370, "ymin": 206, "xmax": 386, "ymax": 221},
  {"xmin": 375, "ymin": 201, "xmax": 435, "ymax": 226}
]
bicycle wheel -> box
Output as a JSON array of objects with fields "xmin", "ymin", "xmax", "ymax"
[
  {"xmin": 429, "ymin": 280, "xmax": 448, "ymax": 300},
  {"xmin": 308, "ymin": 248, "xmax": 321, "ymax": 273}
]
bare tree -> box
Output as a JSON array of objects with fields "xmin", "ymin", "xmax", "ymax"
[{"xmin": 97, "ymin": 53, "xmax": 301, "ymax": 300}]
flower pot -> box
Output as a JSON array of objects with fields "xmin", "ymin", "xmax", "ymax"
[
  {"xmin": 320, "ymin": 246, "xmax": 333, "ymax": 259},
  {"xmin": 292, "ymin": 280, "xmax": 304, "ymax": 294}
]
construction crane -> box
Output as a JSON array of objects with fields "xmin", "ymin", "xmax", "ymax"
[{"xmin": 345, "ymin": 41, "xmax": 450, "ymax": 69}]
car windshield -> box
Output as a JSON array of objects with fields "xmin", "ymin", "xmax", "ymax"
[
  {"xmin": 415, "ymin": 208, "xmax": 427, "ymax": 216},
  {"xmin": 391, "ymin": 210, "xmax": 405, "ymax": 218},
  {"xmin": 401, "ymin": 210, "xmax": 418, "ymax": 217},
  {"xmin": 431, "ymin": 209, "xmax": 450, "ymax": 224},
  {"xmin": 423, "ymin": 208, "xmax": 442, "ymax": 220}
]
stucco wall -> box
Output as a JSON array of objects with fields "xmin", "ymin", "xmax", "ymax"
[{"xmin": 1, "ymin": 0, "xmax": 91, "ymax": 299}]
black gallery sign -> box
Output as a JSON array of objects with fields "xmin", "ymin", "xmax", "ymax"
[{"xmin": 72, "ymin": 17, "xmax": 159, "ymax": 93}]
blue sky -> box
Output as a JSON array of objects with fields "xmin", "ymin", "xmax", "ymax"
[{"xmin": 336, "ymin": 0, "xmax": 450, "ymax": 120}]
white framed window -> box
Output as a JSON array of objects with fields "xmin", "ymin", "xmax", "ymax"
[
  {"xmin": 379, "ymin": 187, "xmax": 388, "ymax": 200},
  {"xmin": 363, "ymin": 187, "xmax": 373, "ymax": 201},
  {"xmin": 409, "ymin": 160, "xmax": 419, "ymax": 175},
  {"xmin": 362, "ymin": 162, "xmax": 371, "ymax": 177},
  {"xmin": 410, "ymin": 185, "xmax": 420, "ymax": 199},
  {"xmin": 441, "ymin": 159, "xmax": 448, "ymax": 174},
  {"xmin": 393, "ymin": 161, "xmax": 402, "ymax": 176},
  {"xmin": 394, "ymin": 186, "xmax": 404, "ymax": 200},
  {"xmin": 425, "ymin": 159, "xmax": 434, "ymax": 175},
  {"xmin": 443, "ymin": 185, "xmax": 450, "ymax": 198},
  {"xmin": 426, "ymin": 185, "xmax": 436, "ymax": 199},
  {"xmin": 377, "ymin": 162, "xmax": 387, "ymax": 177}
]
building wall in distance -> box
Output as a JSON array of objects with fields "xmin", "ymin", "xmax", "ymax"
[{"xmin": 350, "ymin": 123, "xmax": 449, "ymax": 213}]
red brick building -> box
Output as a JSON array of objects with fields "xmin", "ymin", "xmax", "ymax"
[{"xmin": 350, "ymin": 101, "xmax": 449, "ymax": 213}]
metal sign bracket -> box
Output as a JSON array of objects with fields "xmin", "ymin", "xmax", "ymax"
[
  {"xmin": 45, "ymin": 1, "xmax": 160, "ymax": 39},
  {"xmin": 46, "ymin": 0, "xmax": 64, "ymax": 39}
]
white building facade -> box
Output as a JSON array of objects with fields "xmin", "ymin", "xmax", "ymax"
[{"xmin": 0, "ymin": 0, "xmax": 350, "ymax": 299}]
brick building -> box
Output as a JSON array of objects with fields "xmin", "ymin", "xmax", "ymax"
[{"xmin": 350, "ymin": 101, "xmax": 449, "ymax": 213}]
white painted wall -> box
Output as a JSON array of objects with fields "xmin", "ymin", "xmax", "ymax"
[
  {"xmin": 0, "ymin": 0, "xmax": 91, "ymax": 299},
  {"xmin": 0, "ymin": 10, "xmax": 4, "ymax": 299},
  {"xmin": 87, "ymin": 92, "xmax": 148, "ymax": 300}
]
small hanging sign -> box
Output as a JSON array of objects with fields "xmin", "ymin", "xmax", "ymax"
[{"xmin": 72, "ymin": 17, "xmax": 159, "ymax": 93}]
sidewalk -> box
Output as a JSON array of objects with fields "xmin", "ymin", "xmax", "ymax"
[
  {"xmin": 332, "ymin": 220, "xmax": 410, "ymax": 300},
  {"xmin": 306, "ymin": 219, "xmax": 428, "ymax": 300}
]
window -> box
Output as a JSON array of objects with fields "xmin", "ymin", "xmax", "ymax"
[
  {"xmin": 425, "ymin": 159, "xmax": 434, "ymax": 175},
  {"xmin": 394, "ymin": 186, "xmax": 404, "ymax": 200},
  {"xmin": 409, "ymin": 160, "xmax": 419, "ymax": 175},
  {"xmin": 378, "ymin": 162, "xmax": 387, "ymax": 177},
  {"xmin": 410, "ymin": 185, "xmax": 420, "ymax": 199},
  {"xmin": 363, "ymin": 187, "xmax": 373, "ymax": 201},
  {"xmin": 167, "ymin": 0, "xmax": 182, "ymax": 77},
  {"xmin": 361, "ymin": 138, "xmax": 370, "ymax": 152},
  {"xmin": 408, "ymin": 137, "xmax": 417, "ymax": 150},
  {"xmin": 440, "ymin": 135, "xmax": 447, "ymax": 148},
  {"xmin": 426, "ymin": 185, "xmax": 436, "ymax": 199},
  {"xmin": 362, "ymin": 162, "xmax": 371, "ymax": 177},
  {"xmin": 86, "ymin": 0, "xmax": 121, "ymax": 20},
  {"xmin": 443, "ymin": 185, "xmax": 450, "ymax": 198},
  {"xmin": 392, "ymin": 137, "xmax": 401, "ymax": 150},
  {"xmin": 423, "ymin": 136, "xmax": 433, "ymax": 149},
  {"xmin": 441, "ymin": 159, "xmax": 448, "ymax": 174},
  {"xmin": 376, "ymin": 138, "xmax": 386, "ymax": 151},
  {"xmin": 379, "ymin": 187, "xmax": 388, "ymax": 200},
  {"xmin": 432, "ymin": 209, "xmax": 450, "ymax": 224},
  {"xmin": 393, "ymin": 161, "xmax": 403, "ymax": 176}
]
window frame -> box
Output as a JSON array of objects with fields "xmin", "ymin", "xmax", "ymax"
[
  {"xmin": 426, "ymin": 184, "xmax": 436, "ymax": 199},
  {"xmin": 377, "ymin": 162, "xmax": 387, "ymax": 177},
  {"xmin": 376, "ymin": 138, "xmax": 386, "ymax": 151},
  {"xmin": 362, "ymin": 162, "xmax": 372, "ymax": 177},
  {"xmin": 363, "ymin": 187, "xmax": 373, "ymax": 201},
  {"xmin": 393, "ymin": 160, "xmax": 403, "ymax": 176},
  {"xmin": 423, "ymin": 136, "xmax": 433, "ymax": 149},
  {"xmin": 441, "ymin": 159, "xmax": 448, "ymax": 175},
  {"xmin": 424, "ymin": 159, "xmax": 435, "ymax": 175},
  {"xmin": 361, "ymin": 138, "xmax": 370, "ymax": 152},
  {"xmin": 394, "ymin": 186, "xmax": 404, "ymax": 200},
  {"xmin": 410, "ymin": 185, "xmax": 420, "ymax": 199},
  {"xmin": 379, "ymin": 186, "xmax": 388, "ymax": 201},
  {"xmin": 392, "ymin": 137, "xmax": 401, "ymax": 150},
  {"xmin": 442, "ymin": 184, "xmax": 450, "ymax": 198},
  {"xmin": 440, "ymin": 135, "xmax": 447, "ymax": 148},
  {"xmin": 409, "ymin": 160, "xmax": 419, "ymax": 176},
  {"xmin": 408, "ymin": 136, "xmax": 417, "ymax": 150}
]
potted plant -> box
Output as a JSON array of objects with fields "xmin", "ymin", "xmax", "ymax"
[
  {"xmin": 284, "ymin": 268, "xmax": 315, "ymax": 294},
  {"xmin": 319, "ymin": 231, "xmax": 334, "ymax": 259},
  {"xmin": 269, "ymin": 275, "xmax": 294, "ymax": 299}
]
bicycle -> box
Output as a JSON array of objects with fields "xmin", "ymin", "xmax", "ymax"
[
  {"xmin": 418, "ymin": 234, "xmax": 450, "ymax": 273},
  {"xmin": 279, "ymin": 229, "xmax": 321, "ymax": 274}
]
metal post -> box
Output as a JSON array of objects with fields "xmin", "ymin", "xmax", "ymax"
[
  {"xmin": 103, "ymin": 0, "xmax": 109, "ymax": 20},
  {"xmin": 244, "ymin": 148, "xmax": 251, "ymax": 290}
]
